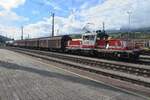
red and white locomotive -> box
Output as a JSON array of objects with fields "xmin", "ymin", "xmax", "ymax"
[{"xmin": 66, "ymin": 30, "xmax": 140, "ymax": 59}]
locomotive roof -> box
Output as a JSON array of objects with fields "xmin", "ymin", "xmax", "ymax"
[{"xmin": 83, "ymin": 32, "xmax": 97, "ymax": 36}]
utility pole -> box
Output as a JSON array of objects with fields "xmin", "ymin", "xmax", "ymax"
[
  {"xmin": 102, "ymin": 22, "xmax": 105, "ymax": 32},
  {"xmin": 13, "ymin": 35, "xmax": 14, "ymax": 40},
  {"xmin": 51, "ymin": 13, "xmax": 55, "ymax": 37},
  {"xmin": 57, "ymin": 29, "xmax": 59, "ymax": 36},
  {"xmin": 127, "ymin": 11, "xmax": 132, "ymax": 39},
  {"xmin": 28, "ymin": 34, "xmax": 30, "ymax": 39},
  {"xmin": 5, "ymin": 33, "xmax": 7, "ymax": 38},
  {"xmin": 21, "ymin": 26, "xmax": 24, "ymax": 40}
]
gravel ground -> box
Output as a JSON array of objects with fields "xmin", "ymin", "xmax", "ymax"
[{"xmin": 0, "ymin": 49, "xmax": 148, "ymax": 100}]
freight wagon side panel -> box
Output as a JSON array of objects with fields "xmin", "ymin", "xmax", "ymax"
[
  {"xmin": 14, "ymin": 40, "xmax": 26, "ymax": 47},
  {"xmin": 26, "ymin": 39, "xmax": 39, "ymax": 48},
  {"xmin": 39, "ymin": 39, "xmax": 49, "ymax": 48},
  {"xmin": 48, "ymin": 37, "xmax": 62, "ymax": 49}
]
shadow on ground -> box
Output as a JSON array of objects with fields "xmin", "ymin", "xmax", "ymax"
[{"xmin": 0, "ymin": 60, "xmax": 131, "ymax": 94}]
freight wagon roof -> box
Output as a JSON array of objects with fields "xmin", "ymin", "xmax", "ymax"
[
  {"xmin": 15, "ymin": 36, "xmax": 63, "ymax": 41},
  {"xmin": 49, "ymin": 36, "xmax": 65, "ymax": 40},
  {"xmin": 15, "ymin": 35, "xmax": 71, "ymax": 42},
  {"xmin": 38, "ymin": 37, "xmax": 63, "ymax": 41},
  {"xmin": 14, "ymin": 40, "xmax": 26, "ymax": 42}
]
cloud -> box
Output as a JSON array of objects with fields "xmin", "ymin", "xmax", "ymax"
[
  {"xmin": 0, "ymin": 10, "xmax": 29, "ymax": 23},
  {"xmin": 24, "ymin": 20, "xmax": 51, "ymax": 38},
  {"xmin": 0, "ymin": 10, "xmax": 29, "ymax": 39},
  {"xmin": 22, "ymin": 12, "xmax": 84, "ymax": 39},
  {"xmin": 0, "ymin": 25, "xmax": 21, "ymax": 39},
  {"xmin": 38, "ymin": 0, "xmax": 62, "ymax": 11},
  {"xmin": 0, "ymin": 0, "xmax": 25, "ymax": 11},
  {"xmin": 79, "ymin": 0, "xmax": 150, "ymax": 29},
  {"xmin": 0, "ymin": 0, "xmax": 28, "ymax": 37}
]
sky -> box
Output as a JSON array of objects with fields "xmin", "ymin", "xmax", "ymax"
[{"xmin": 0, "ymin": 0, "xmax": 150, "ymax": 39}]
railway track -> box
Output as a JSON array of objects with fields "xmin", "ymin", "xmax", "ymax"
[
  {"xmin": 139, "ymin": 55, "xmax": 150, "ymax": 65},
  {"xmin": 6, "ymin": 47, "xmax": 150, "ymax": 88},
  {"xmin": 140, "ymin": 55, "xmax": 150, "ymax": 60}
]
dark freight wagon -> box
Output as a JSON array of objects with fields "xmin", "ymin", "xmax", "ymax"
[
  {"xmin": 37, "ymin": 35, "xmax": 71, "ymax": 51},
  {"xmin": 39, "ymin": 38, "xmax": 49, "ymax": 49},
  {"xmin": 14, "ymin": 40, "xmax": 26, "ymax": 47},
  {"xmin": 47, "ymin": 35, "xmax": 71, "ymax": 51},
  {"xmin": 26, "ymin": 39, "xmax": 39, "ymax": 48}
]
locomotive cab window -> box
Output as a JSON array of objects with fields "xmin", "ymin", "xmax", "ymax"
[
  {"xmin": 83, "ymin": 35, "xmax": 96, "ymax": 40},
  {"xmin": 89, "ymin": 35, "xmax": 95, "ymax": 40},
  {"xmin": 83, "ymin": 36, "xmax": 89, "ymax": 40}
]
